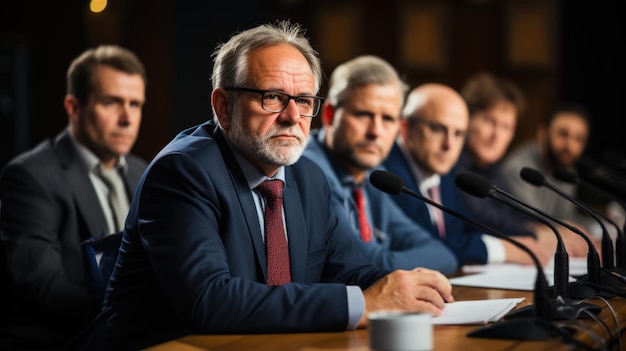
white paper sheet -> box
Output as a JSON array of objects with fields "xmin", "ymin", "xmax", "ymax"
[
  {"xmin": 449, "ymin": 257, "xmax": 586, "ymax": 291},
  {"xmin": 432, "ymin": 298, "xmax": 525, "ymax": 325}
]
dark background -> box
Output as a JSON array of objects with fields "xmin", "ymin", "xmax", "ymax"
[{"xmin": 1, "ymin": 0, "xmax": 624, "ymax": 178}]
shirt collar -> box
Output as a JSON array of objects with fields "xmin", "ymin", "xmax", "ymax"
[
  {"xmin": 318, "ymin": 128, "xmax": 363, "ymax": 189},
  {"xmin": 220, "ymin": 129, "xmax": 286, "ymax": 189},
  {"xmin": 69, "ymin": 132, "xmax": 128, "ymax": 175},
  {"xmin": 397, "ymin": 137, "xmax": 440, "ymax": 194}
]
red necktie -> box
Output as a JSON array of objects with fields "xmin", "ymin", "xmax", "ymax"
[
  {"xmin": 428, "ymin": 185, "xmax": 446, "ymax": 238},
  {"xmin": 353, "ymin": 187, "xmax": 372, "ymax": 242},
  {"xmin": 257, "ymin": 180, "xmax": 291, "ymax": 285}
]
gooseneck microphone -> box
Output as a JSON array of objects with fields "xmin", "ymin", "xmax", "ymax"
[
  {"xmin": 370, "ymin": 170, "xmax": 563, "ymax": 340},
  {"xmin": 553, "ymin": 166, "xmax": 626, "ymax": 212},
  {"xmin": 520, "ymin": 167, "xmax": 615, "ymax": 270},
  {"xmin": 454, "ymin": 171, "xmax": 602, "ymax": 319},
  {"xmin": 454, "ymin": 171, "xmax": 603, "ymax": 295},
  {"xmin": 553, "ymin": 167, "xmax": 626, "ymax": 269},
  {"xmin": 454, "ymin": 172, "xmax": 569, "ymax": 298}
]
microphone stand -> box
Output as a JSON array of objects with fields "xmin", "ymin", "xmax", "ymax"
[
  {"xmin": 547, "ymin": 181, "xmax": 614, "ymax": 269},
  {"xmin": 576, "ymin": 176, "xmax": 626, "ymax": 236},
  {"xmin": 369, "ymin": 170, "xmax": 569, "ymax": 340},
  {"xmin": 454, "ymin": 171, "xmax": 601, "ymax": 319},
  {"xmin": 494, "ymin": 186, "xmax": 607, "ymax": 300},
  {"xmin": 554, "ymin": 167, "xmax": 626, "ymax": 270},
  {"xmin": 521, "ymin": 167, "xmax": 626, "ymax": 296}
]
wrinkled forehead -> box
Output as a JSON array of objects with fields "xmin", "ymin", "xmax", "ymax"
[{"xmin": 245, "ymin": 45, "xmax": 316, "ymax": 94}]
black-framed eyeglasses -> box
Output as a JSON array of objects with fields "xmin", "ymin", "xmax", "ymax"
[
  {"xmin": 408, "ymin": 117, "xmax": 465, "ymax": 140},
  {"xmin": 225, "ymin": 87, "xmax": 324, "ymax": 117}
]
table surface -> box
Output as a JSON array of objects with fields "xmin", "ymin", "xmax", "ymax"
[{"xmin": 142, "ymin": 285, "xmax": 626, "ymax": 351}]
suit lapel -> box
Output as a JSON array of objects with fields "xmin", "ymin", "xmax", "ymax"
[
  {"xmin": 55, "ymin": 131, "xmax": 109, "ymax": 238},
  {"xmin": 212, "ymin": 126, "xmax": 268, "ymax": 278}
]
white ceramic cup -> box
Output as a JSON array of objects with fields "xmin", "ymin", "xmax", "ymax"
[{"xmin": 368, "ymin": 311, "xmax": 433, "ymax": 351}]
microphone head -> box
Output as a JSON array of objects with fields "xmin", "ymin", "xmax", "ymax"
[
  {"xmin": 520, "ymin": 167, "xmax": 545, "ymax": 187},
  {"xmin": 454, "ymin": 172, "xmax": 492, "ymax": 198},
  {"xmin": 553, "ymin": 167, "xmax": 578, "ymax": 184},
  {"xmin": 370, "ymin": 170, "xmax": 405, "ymax": 195}
]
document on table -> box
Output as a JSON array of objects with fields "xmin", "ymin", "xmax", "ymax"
[
  {"xmin": 448, "ymin": 257, "xmax": 586, "ymax": 291},
  {"xmin": 432, "ymin": 297, "xmax": 525, "ymax": 325}
]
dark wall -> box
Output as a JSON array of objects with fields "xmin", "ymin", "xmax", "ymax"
[
  {"xmin": 170, "ymin": 1, "xmax": 270, "ymax": 133},
  {"xmin": 1, "ymin": 0, "xmax": 624, "ymax": 175},
  {"xmin": 561, "ymin": 2, "xmax": 626, "ymax": 169}
]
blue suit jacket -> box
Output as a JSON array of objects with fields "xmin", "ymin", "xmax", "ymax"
[
  {"xmin": 77, "ymin": 121, "xmax": 387, "ymax": 350},
  {"xmin": 455, "ymin": 150, "xmax": 535, "ymax": 237},
  {"xmin": 302, "ymin": 129, "xmax": 457, "ymax": 274},
  {"xmin": 383, "ymin": 143, "xmax": 488, "ymax": 266}
]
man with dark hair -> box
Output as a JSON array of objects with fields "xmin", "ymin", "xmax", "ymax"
[
  {"xmin": 0, "ymin": 45, "xmax": 148, "ymax": 350},
  {"xmin": 457, "ymin": 72, "xmax": 590, "ymax": 257},
  {"xmin": 501, "ymin": 102, "xmax": 596, "ymax": 237}
]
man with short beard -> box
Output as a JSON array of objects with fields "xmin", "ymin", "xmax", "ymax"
[
  {"xmin": 74, "ymin": 22, "xmax": 454, "ymax": 351},
  {"xmin": 302, "ymin": 55, "xmax": 458, "ymax": 274},
  {"xmin": 501, "ymin": 103, "xmax": 596, "ymax": 236}
]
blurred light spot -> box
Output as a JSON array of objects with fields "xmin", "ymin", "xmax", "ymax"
[{"xmin": 90, "ymin": 0, "xmax": 108, "ymax": 13}]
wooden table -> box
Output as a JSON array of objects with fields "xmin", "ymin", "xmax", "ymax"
[{"xmin": 143, "ymin": 285, "xmax": 626, "ymax": 350}]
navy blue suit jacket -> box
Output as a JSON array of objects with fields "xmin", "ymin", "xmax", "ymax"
[
  {"xmin": 455, "ymin": 150, "xmax": 535, "ymax": 237},
  {"xmin": 302, "ymin": 129, "xmax": 457, "ymax": 274},
  {"xmin": 383, "ymin": 143, "xmax": 488, "ymax": 266},
  {"xmin": 76, "ymin": 121, "xmax": 387, "ymax": 350}
]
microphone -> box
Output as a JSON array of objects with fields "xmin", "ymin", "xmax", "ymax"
[
  {"xmin": 578, "ymin": 156, "xmax": 626, "ymax": 200},
  {"xmin": 454, "ymin": 171, "xmax": 602, "ymax": 319},
  {"xmin": 554, "ymin": 167, "xmax": 626, "ymax": 269},
  {"xmin": 370, "ymin": 170, "xmax": 567, "ymax": 340},
  {"xmin": 520, "ymin": 167, "xmax": 615, "ymax": 270},
  {"xmin": 454, "ymin": 172, "xmax": 569, "ymax": 298}
]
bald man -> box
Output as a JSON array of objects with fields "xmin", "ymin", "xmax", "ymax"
[{"xmin": 383, "ymin": 83, "xmax": 553, "ymax": 267}]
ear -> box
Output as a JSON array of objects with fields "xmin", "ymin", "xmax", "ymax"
[
  {"xmin": 398, "ymin": 118, "xmax": 409, "ymax": 141},
  {"xmin": 64, "ymin": 95, "xmax": 80, "ymax": 124},
  {"xmin": 212, "ymin": 88, "xmax": 232, "ymax": 131},
  {"xmin": 320, "ymin": 102, "xmax": 335, "ymax": 127}
]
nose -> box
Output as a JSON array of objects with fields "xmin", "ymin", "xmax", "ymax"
[
  {"xmin": 118, "ymin": 104, "xmax": 132, "ymax": 127},
  {"xmin": 441, "ymin": 132, "xmax": 452, "ymax": 150},
  {"xmin": 278, "ymin": 99, "xmax": 302, "ymax": 123},
  {"xmin": 366, "ymin": 117, "xmax": 384, "ymax": 138}
]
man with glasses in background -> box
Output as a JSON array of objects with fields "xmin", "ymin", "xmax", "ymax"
[{"xmin": 384, "ymin": 83, "xmax": 553, "ymax": 267}]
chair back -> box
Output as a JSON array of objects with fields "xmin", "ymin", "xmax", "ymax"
[{"xmin": 80, "ymin": 232, "xmax": 123, "ymax": 308}]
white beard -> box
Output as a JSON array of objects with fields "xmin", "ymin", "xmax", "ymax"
[{"xmin": 228, "ymin": 114, "xmax": 306, "ymax": 167}]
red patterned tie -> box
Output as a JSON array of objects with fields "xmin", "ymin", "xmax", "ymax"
[
  {"xmin": 428, "ymin": 185, "xmax": 446, "ymax": 238},
  {"xmin": 353, "ymin": 187, "xmax": 372, "ymax": 242},
  {"xmin": 257, "ymin": 180, "xmax": 291, "ymax": 285}
]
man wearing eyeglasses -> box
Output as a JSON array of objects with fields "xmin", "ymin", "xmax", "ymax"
[
  {"xmin": 383, "ymin": 83, "xmax": 553, "ymax": 267},
  {"xmin": 74, "ymin": 22, "xmax": 454, "ymax": 351},
  {"xmin": 302, "ymin": 55, "xmax": 458, "ymax": 274}
]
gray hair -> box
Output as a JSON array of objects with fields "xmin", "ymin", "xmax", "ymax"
[
  {"xmin": 211, "ymin": 20, "xmax": 323, "ymax": 93},
  {"xmin": 326, "ymin": 55, "xmax": 408, "ymax": 107}
]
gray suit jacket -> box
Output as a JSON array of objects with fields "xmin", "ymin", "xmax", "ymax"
[{"xmin": 0, "ymin": 129, "xmax": 147, "ymax": 350}]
